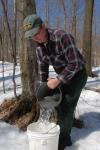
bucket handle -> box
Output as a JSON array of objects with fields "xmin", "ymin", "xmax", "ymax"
[{"xmin": 45, "ymin": 124, "xmax": 56, "ymax": 134}]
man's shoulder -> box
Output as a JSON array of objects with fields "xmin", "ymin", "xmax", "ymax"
[
  {"xmin": 48, "ymin": 28, "xmax": 71, "ymax": 39},
  {"xmin": 48, "ymin": 28, "xmax": 65, "ymax": 36}
]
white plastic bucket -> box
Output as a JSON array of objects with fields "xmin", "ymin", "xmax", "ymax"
[{"xmin": 27, "ymin": 121, "xmax": 60, "ymax": 150}]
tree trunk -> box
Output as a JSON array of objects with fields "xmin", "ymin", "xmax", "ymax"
[
  {"xmin": 44, "ymin": 0, "xmax": 49, "ymax": 27},
  {"xmin": 0, "ymin": 0, "xmax": 40, "ymax": 131},
  {"xmin": 17, "ymin": 0, "xmax": 37, "ymax": 99},
  {"xmin": 82, "ymin": 0, "xmax": 94, "ymax": 76},
  {"xmin": 72, "ymin": 0, "xmax": 77, "ymax": 41}
]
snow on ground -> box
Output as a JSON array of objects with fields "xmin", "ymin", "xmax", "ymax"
[
  {"xmin": 0, "ymin": 62, "xmax": 100, "ymax": 150},
  {"xmin": 68, "ymin": 90, "xmax": 100, "ymax": 150}
]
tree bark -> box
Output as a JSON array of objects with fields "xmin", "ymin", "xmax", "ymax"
[
  {"xmin": 82, "ymin": 0, "xmax": 94, "ymax": 76},
  {"xmin": 0, "ymin": 0, "xmax": 39, "ymax": 131},
  {"xmin": 17, "ymin": 0, "xmax": 37, "ymax": 100},
  {"xmin": 72, "ymin": 0, "xmax": 77, "ymax": 40}
]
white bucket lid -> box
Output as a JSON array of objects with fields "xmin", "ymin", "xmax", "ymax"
[{"xmin": 27, "ymin": 121, "xmax": 60, "ymax": 139}]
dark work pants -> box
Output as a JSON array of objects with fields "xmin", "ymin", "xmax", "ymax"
[{"xmin": 56, "ymin": 68, "xmax": 87, "ymax": 139}]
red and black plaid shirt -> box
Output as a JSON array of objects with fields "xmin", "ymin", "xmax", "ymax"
[{"xmin": 36, "ymin": 28, "xmax": 85, "ymax": 84}]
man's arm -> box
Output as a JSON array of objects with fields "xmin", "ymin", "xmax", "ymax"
[
  {"xmin": 57, "ymin": 34, "xmax": 80, "ymax": 84},
  {"xmin": 36, "ymin": 47, "xmax": 49, "ymax": 83},
  {"xmin": 47, "ymin": 34, "xmax": 80, "ymax": 89}
]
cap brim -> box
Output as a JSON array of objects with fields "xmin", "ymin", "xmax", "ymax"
[{"xmin": 24, "ymin": 26, "xmax": 39, "ymax": 38}]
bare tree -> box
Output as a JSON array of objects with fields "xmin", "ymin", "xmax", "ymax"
[
  {"xmin": 1, "ymin": 0, "xmax": 14, "ymax": 55},
  {"xmin": 1, "ymin": 0, "xmax": 18, "ymax": 98},
  {"xmin": 17, "ymin": 0, "xmax": 37, "ymax": 100},
  {"xmin": 0, "ymin": 16, "xmax": 6, "ymax": 93},
  {"xmin": 71, "ymin": 0, "xmax": 77, "ymax": 40},
  {"xmin": 82, "ymin": 0, "xmax": 94, "ymax": 76},
  {"xmin": 57, "ymin": 0, "xmax": 67, "ymax": 31},
  {"xmin": 1, "ymin": 0, "xmax": 8, "ymax": 94},
  {"xmin": 44, "ymin": 0, "xmax": 49, "ymax": 26},
  {"xmin": 12, "ymin": 0, "xmax": 17, "ymax": 98},
  {"xmin": 0, "ymin": 0, "xmax": 39, "ymax": 131},
  {"xmin": 92, "ymin": 8, "xmax": 97, "ymax": 67}
]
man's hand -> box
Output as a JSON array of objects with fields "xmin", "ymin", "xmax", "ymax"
[{"xmin": 47, "ymin": 77, "xmax": 61, "ymax": 89}]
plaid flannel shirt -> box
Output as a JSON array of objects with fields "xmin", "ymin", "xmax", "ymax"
[{"xmin": 36, "ymin": 28, "xmax": 85, "ymax": 84}]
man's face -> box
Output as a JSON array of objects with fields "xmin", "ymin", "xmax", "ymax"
[{"xmin": 32, "ymin": 24, "xmax": 48, "ymax": 43}]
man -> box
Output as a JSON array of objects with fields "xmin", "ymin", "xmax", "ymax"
[{"xmin": 23, "ymin": 14, "xmax": 87, "ymax": 150}]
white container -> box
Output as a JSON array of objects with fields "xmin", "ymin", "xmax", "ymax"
[{"xmin": 27, "ymin": 121, "xmax": 60, "ymax": 150}]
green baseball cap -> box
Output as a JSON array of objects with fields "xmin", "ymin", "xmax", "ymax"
[{"xmin": 23, "ymin": 14, "xmax": 43, "ymax": 38}]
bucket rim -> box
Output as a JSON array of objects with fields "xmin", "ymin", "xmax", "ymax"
[
  {"xmin": 27, "ymin": 123, "xmax": 60, "ymax": 138},
  {"xmin": 27, "ymin": 130, "xmax": 60, "ymax": 139}
]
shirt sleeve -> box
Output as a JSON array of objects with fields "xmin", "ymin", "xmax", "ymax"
[
  {"xmin": 57, "ymin": 34, "xmax": 79, "ymax": 84},
  {"xmin": 36, "ymin": 47, "xmax": 49, "ymax": 83}
]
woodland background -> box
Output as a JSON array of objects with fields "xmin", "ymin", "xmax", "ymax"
[{"xmin": 0, "ymin": 0, "xmax": 100, "ymax": 130}]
